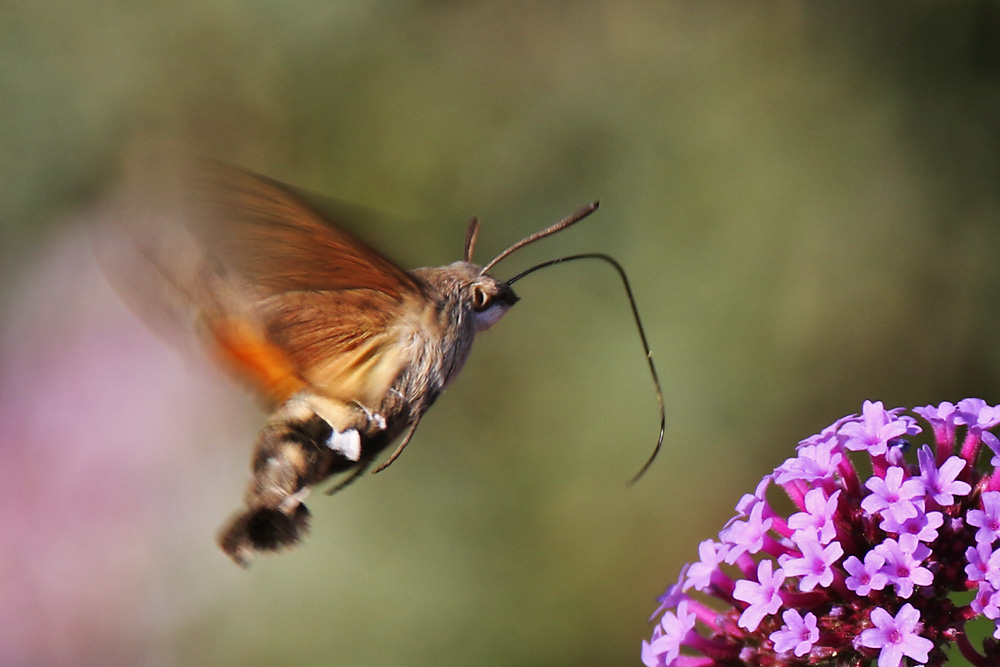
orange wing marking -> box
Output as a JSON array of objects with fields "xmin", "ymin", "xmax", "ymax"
[{"xmin": 209, "ymin": 317, "xmax": 306, "ymax": 403}]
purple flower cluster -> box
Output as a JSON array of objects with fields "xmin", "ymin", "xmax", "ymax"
[{"xmin": 642, "ymin": 399, "xmax": 1000, "ymax": 667}]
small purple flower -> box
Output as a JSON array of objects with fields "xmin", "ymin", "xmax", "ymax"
[
  {"xmin": 917, "ymin": 446, "xmax": 971, "ymax": 505},
  {"xmin": 780, "ymin": 535, "xmax": 843, "ymax": 592},
  {"xmin": 639, "ymin": 638, "xmax": 662, "ymax": 667},
  {"xmin": 859, "ymin": 603, "xmax": 933, "ymax": 667},
  {"xmin": 840, "ymin": 400, "xmax": 918, "ymax": 457},
  {"xmin": 968, "ymin": 491, "xmax": 1000, "ymax": 546},
  {"xmin": 684, "ymin": 540, "xmax": 728, "ymax": 593},
  {"xmin": 733, "ymin": 559, "xmax": 785, "ymax": 632},
  {"xmin": 721, "ymin": 500, "xmax": 772, "ymax": 564},
  {"xmin": 844, "ymin": 550, "xmax": 889, "ymax": 596},
  {"xmin": 972, "ymin": 583, "xmax": 1000, "ymax": 620},
  {"xmin": 777, "ymin": 438, "xmax": 843, "ymax": 484},
  {"xmin": 880, "ymin": 509, "xmax": 943, "ymax": 551},
  {"xmin": 861, "ymin": 466, "xmax": 924, "ymax": 524},
  {"xmin": 787, "ymin": 488, "xmax": 841, "ymax": 545},
  {"xmin": 874, "ymin": 538, "xmax": 933, "ymax": 599},
  {"xmin": 647, "ymin": 600, "xmax": 696, "ymax": 665},
  {"xmin": 955, "ymin": 398, "xmax": 1000, "ymax": 432},
  {"xmin": 914, "ymin": 402, "xmax": 958, "ymax": 446},
  {"xmin": 965, "ymin": 542, "xmax": 1000, "ymax": 586},
  {"xmin": 733, "ymin": 476, "xmax": 773, "ymax": 517},
  {"xmin": 643, "ymin": 399, "xmax": 1000, "ymax": 666},
  {"xmin": 769, "ymin": 609, "xmax": 819, "ymax": 657}
]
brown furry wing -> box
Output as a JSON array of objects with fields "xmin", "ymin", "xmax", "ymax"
[
  {"xmin": 190, "ymin": 166, "xmax": 428, "ymax": 406},
  {"xmin": 98, "ymin": 162, "xmax": 427, "ymax": 408},
  {"xmin": 193, "ymin": 165, "xmax": 424, "ymax": 299},
  {"xmin": 258, "ymin": 289, "xmax": 428, "ymax": 409}
]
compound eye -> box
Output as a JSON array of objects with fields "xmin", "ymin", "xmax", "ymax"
[{"xmin": 472, "ymin": 285, "xmax": 491, "ymax": 312}]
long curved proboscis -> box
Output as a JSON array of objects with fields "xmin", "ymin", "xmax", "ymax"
[{"xmin": 507, "ymin": 253, "xmax": 665, "ymax": 484}]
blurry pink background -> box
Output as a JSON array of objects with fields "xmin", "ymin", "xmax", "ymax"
[{"xmin": 0, "ymin": 224, "xmax": 255, "ymax": 664}]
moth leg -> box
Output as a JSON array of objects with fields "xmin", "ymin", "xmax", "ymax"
[
  {"xmin": 324, "ymin": 457, "xmax": 374, "ymax": 495},
  {"xmin": 278, "ymin": 485, "xmax": 311, "ymax": 513},
  {"xmin": 352, "ymin": 401, "xmax": 386, "ymax": 430},
  {"xmin": 297, "ymin": 392, "xmax": 386, "ymax": 436},
  {"xmin": 371, "ymin": 415, "xmax": 422, "ymax": 474}
]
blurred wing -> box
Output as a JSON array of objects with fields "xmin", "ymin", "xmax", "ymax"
[
  {"xmin": 95, "ymin": 161, "xmax": 427, "ymax": 408},
  {"xmin": 194, "ymin": 165, "xmax": 422, "ymax": 299}
]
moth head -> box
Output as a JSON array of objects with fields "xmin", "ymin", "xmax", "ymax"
[
  {"xmin": 451, "ymin": 204, "xmax": 600, "ymax": 333},
  {"xmin": 414, "ymin": 262, "xmax": 519, "ymax": 332},
  {"xmin": 468, "ymin": 272, "xmax": 519, "ymax": 332}
]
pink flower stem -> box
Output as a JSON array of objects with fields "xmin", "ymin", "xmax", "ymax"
[
  {"xmin": 961, "ymin": 431, "xmax": 983, "ymax": 463},
  {"xmin": 955, "ymin": 631, "xmax": 986, "ymax": 667}
]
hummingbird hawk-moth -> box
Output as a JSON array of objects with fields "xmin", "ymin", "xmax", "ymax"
[{"xmin": 96, "ymin": 163, "xmax": 663, "ymax": 566}]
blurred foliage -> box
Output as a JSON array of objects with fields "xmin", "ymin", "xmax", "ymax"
[{"xmin": 2, "ymin": 1, "xmax": 1000, "ymax": 666}]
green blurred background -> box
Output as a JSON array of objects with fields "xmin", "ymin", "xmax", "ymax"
[{"xmin": 2, "ymin": 2, "xmax": 1000, "ymax": 666}]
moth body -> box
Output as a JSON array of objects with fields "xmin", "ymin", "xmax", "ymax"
[{"xmin": 218, "ymin": 261, "xmax": 518, "ymax": 565}]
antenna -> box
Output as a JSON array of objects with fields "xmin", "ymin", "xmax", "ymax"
[
  {"xmin": 479, "ymin": 202, "xmax": 599, "ymax": 275},
  {"xmin": 463, "ymin": 217, "xmax": 480, "ymax": 262}
]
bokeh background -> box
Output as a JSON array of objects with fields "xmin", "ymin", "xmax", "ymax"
[{"xmin": 3, "ymin": 2, "xmax": 1000, "ymax": 666}]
